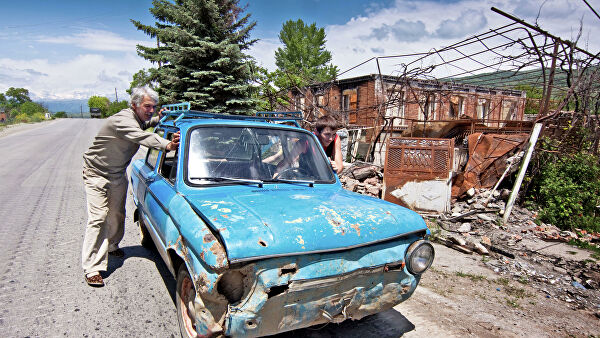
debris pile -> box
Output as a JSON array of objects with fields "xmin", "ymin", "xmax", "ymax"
[
  {"xmin": 431, "ymin": 187, "xmax": 600, "ymax": 314},
  {"xmin": 339, "ymin": 163, "xmax": 383, "ymax": 198}
]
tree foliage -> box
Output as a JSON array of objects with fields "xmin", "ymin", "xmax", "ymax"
[
  {"xmin": 5, "ymin": 87, "xmax": 32, "ymax": 105},
  {"xmin": 19, "ymin": 101, "xmax": 45, "ymax": 116},
  {"xmin": 107, "ymin": 100, "xmax": 129, "ymax": 118},
  {"xmin": 132, "ymin": 0, "xmax": 258, "ymax": 114},
  {"xmin": 88, "ymin": 96, "xmax": 110, "ymax": 118},
  {"xmin": 274, "ymin": 19, "xmax": 338, "ymax": 89},
  {"xmin": 127, "ymin": 69, "xmax": 157, "ymax": 95}
]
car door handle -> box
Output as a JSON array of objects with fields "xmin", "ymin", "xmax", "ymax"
[{"xmin": 144, "ymin": 175, "xmax": 157, "ymax": 184}]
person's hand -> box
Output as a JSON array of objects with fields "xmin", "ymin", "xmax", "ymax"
[
  {"xmin": 157, "ymin": 107, "xmax": 169, "ymax": 118},
  {"xmin": 330, "ymin": 159, "xmax": 338, "ymax": 173},
  {"xmin": 166, "ymin": 131, "xmax": 180, "ymax": 151}
]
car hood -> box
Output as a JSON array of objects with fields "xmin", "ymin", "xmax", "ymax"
[{"xmin": 185, "ymin": 186, "xmax": 427, "ymax": 263}]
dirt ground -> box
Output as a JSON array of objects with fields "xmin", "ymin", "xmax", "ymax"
[{"xmin": 396, "ymin": 242, "xmax": 600, "ymax": 337}]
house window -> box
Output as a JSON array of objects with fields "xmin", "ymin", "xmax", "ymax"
[
  {"xmin": 501, "ymin": 100, "xmax": 517, "ymax": 120},
  {"xmin": 315, "ymin": 94, "xmax": 325, "ymax": 107},
  {"xmin": 449, "ymin": 95, "xmax": 464, "ymax": 119},
  {"xmin": 477, "ymin": 98, "xmax": 489, "ymax": 120},
  {"xmin": 386, "ymin": 91, "xmax": 406, "ymax": 126},
  {"xmin": 341, "ymin": 88, "xmax": 357, "ymax": 111},
  {"xmin": 295, "ymin": 96, "xmax": 305, "ymax": 110},
  {"xmin": 418, "ymin": 93, "xmax": 436, "ymax": 120}
]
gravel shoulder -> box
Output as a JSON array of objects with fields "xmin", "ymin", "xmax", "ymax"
[{"xmin": 396, "ymin": 243, "xmax": 600, "ymax": 337}]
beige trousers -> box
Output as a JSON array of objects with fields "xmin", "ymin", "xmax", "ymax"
[{"xmin": 81, "ymin": 168, "xmax": 128, "ymax": 275}]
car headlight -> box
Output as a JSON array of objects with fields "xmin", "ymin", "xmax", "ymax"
[{"xmin": 406, "ymin": 240, "xmax": 434, "ymax": 275}]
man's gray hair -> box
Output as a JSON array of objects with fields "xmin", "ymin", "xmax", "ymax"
[{"xmin": 130, "ymin": 86, "xmax": 159, "ymax": 106}]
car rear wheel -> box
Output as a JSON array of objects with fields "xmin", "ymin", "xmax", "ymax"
[{"xmin": 138, "ymin": 219, "xmax": 155, "ymax": 250}]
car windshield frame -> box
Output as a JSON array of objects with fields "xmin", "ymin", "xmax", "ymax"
[{"xmin": 183, "ymin": 124, "xmax": 336, "ymax": 187}]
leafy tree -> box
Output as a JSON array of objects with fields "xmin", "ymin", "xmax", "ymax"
[
  {"xmin": 54, "ymin": 111, "xmax": 68, "ymax": 118},
  {"xmin": 88, "ymin": 96, "xmax": 110, "ymax": 118},
  {"xmin": 132, "ymin": 0, "xmax": 258, "ymax": 114},
  {"xmin": 274, "ymin": 19, "xmax": 338, "ymax": 89},
  {"xmin": 19, "ymin": 101, "xmax": 46, "ymax": 115},
  {"xmin": 250, "ymin": 63, "xmax": 290, "ymax": 111},
  {"xmin": 5, "ymin": 87, "xmax": 32, "ymax": 105},
  {"xmin": 0, "ymin": 93, "xmax": 6, "ymax": 105},
  {"xmin": 127, "ymin": 69, "xmax": 157, "ymax": 95},
  {"xmin": 107, "ymin": 100, "xmax": 129, "ymax": 117}
]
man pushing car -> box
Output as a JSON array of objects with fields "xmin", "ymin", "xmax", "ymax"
[{"xmin": 81, "ymin": 86, "xmax": 179, "ymax": 287}]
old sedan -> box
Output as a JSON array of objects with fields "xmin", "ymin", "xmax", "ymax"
[{"xmin": 130, "ymin": 104, "xmax": 434, "ymax": 337}]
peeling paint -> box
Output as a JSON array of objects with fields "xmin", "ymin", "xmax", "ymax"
[
  {"xmin": 203, "ymin": 233, "xmax": 216, "ymax": 243},
  {"xmin": 351, "ymin": 223, "xmax": 361, "ymax": 236},
  {"xmin": 285, "ymin": 218, "xmax": 303, "ymax": 224},
  {"xmin": 290, "ymin": 194, "xmax": 312, "ymax": 200},
  {"xmin": 218, "ymin": 208, "xmax": 231, "ymax": 213}
]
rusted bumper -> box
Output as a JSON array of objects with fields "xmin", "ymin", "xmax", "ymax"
[{"xmin": 221, "ymin": 238, "xmax": 425, "ymax": 337}]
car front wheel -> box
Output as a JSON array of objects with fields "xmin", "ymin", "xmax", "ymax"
[{"xmin": 176, "ymin": 264, "xmax": 199, "ymax": 337}]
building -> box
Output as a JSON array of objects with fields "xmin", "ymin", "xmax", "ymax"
[{"xmin": 289, "ymin": 74, "xmax": 527, "ymax": 163}]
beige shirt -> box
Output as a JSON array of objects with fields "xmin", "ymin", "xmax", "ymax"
[{"xmin": 83, "ymin": 108, "xmax": 170, "ymax": 177}]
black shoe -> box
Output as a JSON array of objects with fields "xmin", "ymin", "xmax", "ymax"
[{"xmin": 108, "ymin": 248, "xmax": 125, "ymax": 258}]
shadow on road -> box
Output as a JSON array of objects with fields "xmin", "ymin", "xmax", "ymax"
[
  {"xmin": 268, "ymin": 308, "xmax": 415, "ymax": 337},
  {"xmin": 105, "ymin": 245, "xmax": 177, "ymax": 304}
]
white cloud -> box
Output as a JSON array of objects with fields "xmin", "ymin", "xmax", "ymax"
[
  {"xmin": 247, "ymin": 38, "xmax": 281, "ymax": 71},
  {"xmin": 321, "ymin": 0, "xmax": 600, "ymax": 78},
  {"xmin": 0, "ymin": 53, "xmax": 152, "ymax": 100},
  {"xmin": 36, "ymin": 28, "xmax": 149, "ymax": 52}
]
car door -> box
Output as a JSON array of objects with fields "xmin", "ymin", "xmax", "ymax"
[{"xmin": 143, "ymin": 131, "xmax": 179, "ymax": 246}]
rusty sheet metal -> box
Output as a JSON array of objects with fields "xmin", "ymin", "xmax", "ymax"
[
  {"xmin": 223, "ymin": 234, "xmax": 422, "ymax": 337},
  {"xmin": 383, "ymin": 137, "xmax": 454, "ymax": 213},
  {"xmin": 452, "ymin": 133, "xmax": 529, "ymax": 198}
]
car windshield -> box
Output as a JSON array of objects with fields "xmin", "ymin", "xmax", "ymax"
[{"xmin": 187, "ymin": 126, "xmax": 335, "ymax": 185}]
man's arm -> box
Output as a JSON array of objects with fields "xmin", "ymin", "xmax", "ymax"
[
  {"xmin": 331, "ymin": 136, "xmax": 344, "ymax": 174},
  {"xmin": 113, "ymin": 115, "xmax": 173, "ymax": 150}
]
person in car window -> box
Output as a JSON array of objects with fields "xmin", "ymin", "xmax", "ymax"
[
  {"xmin": 80, "ymin": 86, "xmax": 179, "ymax": 287},
  {"xmin": 272, "ymin": 115, "xmax": 343, "ymax": 176},
  {"xmin": 314, "ymin": 115, "xmax": 343, "ymax": 174}
]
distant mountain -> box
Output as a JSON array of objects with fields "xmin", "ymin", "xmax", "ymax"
[{"xmin": 36, "ymin": 99, "xmax": 90, "ymax": 117}]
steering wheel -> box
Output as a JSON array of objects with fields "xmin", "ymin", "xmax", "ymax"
[{"xmin": 274, "ymin": 167, "xmax": 310, "ymax": 179}]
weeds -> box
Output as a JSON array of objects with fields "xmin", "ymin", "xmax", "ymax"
[
  {"xmin": 455, "ymin": 271, "xmax": 487, "ymax": 282},
  {"xmin": 505, "ymin": 297, "xmax": 520, "ymax": 308},
  {"xmin": 496, "ymin": 277, "xmax": 510, "ymax": 286}
]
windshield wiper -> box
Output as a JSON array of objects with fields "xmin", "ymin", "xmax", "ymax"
[
  {"xmin": 264, "ymin": 178, "xmax": 315, "ymax": 187},
  {"xmin": 190, "ymin": 176, "xmax": 264, "ymax": 188}
]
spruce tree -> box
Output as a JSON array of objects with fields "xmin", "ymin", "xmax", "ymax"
[{"xmin": 132, "ymin": 0, "xmax": 257, "ymax": 114}]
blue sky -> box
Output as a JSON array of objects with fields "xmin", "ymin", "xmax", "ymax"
[{"xmin": 1, "ymin": 0, "xmax": 599, "ymax": 101}]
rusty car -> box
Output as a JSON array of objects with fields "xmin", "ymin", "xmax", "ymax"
[{"xmin": 130, "ymin": 103, "xmax": 434, "ymax": 337}]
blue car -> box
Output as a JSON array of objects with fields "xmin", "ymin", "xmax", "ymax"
[{"xmin": 130, "ymin": 103, "xmax": 434, "ymax": 338}]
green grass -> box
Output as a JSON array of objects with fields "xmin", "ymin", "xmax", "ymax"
[
  {"xmin": 455, "ymin": 271, "xmax": 487, "ymax": 282},
  {"xmin": 496, "ymin": 277, "xmax": 510, "ymax": 286},
  {"xmin": 568, "ymin": 239, "xmax": 600, "ymax": 259},
  {"xmin": 505, "ymin": 297, "xmax": 520, "ymax": 308}
]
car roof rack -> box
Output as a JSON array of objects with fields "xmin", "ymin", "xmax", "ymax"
[{"xmin": 158, "ymin": 102, "xmax": 302, "ymax": 128}]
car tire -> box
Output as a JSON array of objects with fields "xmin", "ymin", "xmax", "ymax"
[
  {"xmin": 138, "ymin": 219, "xmax": 155, "ymax": 250},
  {"xmin": 176, "ymin": 264, "xmax": 200, "ymax": 338}
]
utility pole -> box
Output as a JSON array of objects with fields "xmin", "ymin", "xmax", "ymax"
[
  {"xmin": 115, "ymin": 88, "xmax": 118, "ymax": 102},
  {"xmin": 80, "ymin": 105, "xmax": 83, "ymax": 118}
]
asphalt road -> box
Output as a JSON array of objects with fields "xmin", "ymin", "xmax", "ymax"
[{"xmin": 0, "ymin": 119, "xmax": 439, "ymax": 337}]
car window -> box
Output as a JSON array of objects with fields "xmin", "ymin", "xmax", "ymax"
[
  {"xmin": 187, "ymin": 126, "xmax": 335, "ymax": 184},
  {"xmin": 159, "ymin": 132, "xmax": 178, "ymax": 183},
  {"xmin": 145, "ymin": 129, "xmax": 165, "ymax": 169}
]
